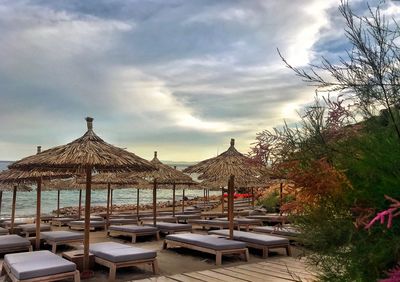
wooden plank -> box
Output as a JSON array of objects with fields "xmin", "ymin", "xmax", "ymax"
[
  {"xmin": 259, "ymin": 261, "xmax": 316, "ymax": 277},
  {"xmin": 213, "ymin": 268, "xmax": 266, "ymax": 282},
  {"xmin": 237, "ymin": 264, "xmax": 299, "ymax": 281},
  {"xmin": 197, "ymin": 270, "xmax": 245, "ymax": 282},
  {"xmin": 184, "ymin": 272, "xmax": 221, "ymax": 282},
  {"xmin": 224, "ymin": 266, "xmax": 289, "ymax": 282},
  {"xmin": 254, "ymin": 262, "xmax": 316, "ymax": 280},
  {"xmin": 167, "ymin": 274, "xmax": 204, "ymax": 282}
]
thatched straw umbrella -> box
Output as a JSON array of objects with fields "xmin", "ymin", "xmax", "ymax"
[
  {"xmin": 0, "ymin": 161, "xmax": 70, "ymax": 248},
  {"xmin": 184, "ymin": 138, "xmax": 263, "ymax": 239},
  {"xmin": 43, "ymin": 178, "xmax": 109, "ymax": 219},
  {"xmin": 88, "ymin": 173, "xmax": 142, "ymax": 226},
  {"xmin": 134, "ymin": 151, "xmax": 196, "ymax": 225},
  {"xmin": 0, "ymin": 183, "xmax": 32, "ymax": 233},
  {"xmin": 9, "ymin": 117, "xmax": 155, "ymax": 274}
]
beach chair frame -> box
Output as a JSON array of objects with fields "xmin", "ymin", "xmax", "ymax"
[
  {"xmin": 107, "ymin": 229, "xmax": 160, "ymax": 243},
  {"xmin": 94, "ymin": 256, "xmax": 158, "ymax": 281},
  {"xmin": 163, "ymin": 238, "xmax": 249, "ymax": 265},
  {"xmin": 1, "ymin": 261, "xmax": 80, "ymax": 282}
]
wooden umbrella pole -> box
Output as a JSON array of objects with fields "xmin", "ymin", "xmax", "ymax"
[
  {"xmin": 136, "ymin": 188, "xmax": 139, "ymax": 219},
  {"xmin": 228, "ymin": 175, "xmax": 235, "ymax": 240},
  {"xmin": 106, "ymin": 183, "xmax": 111, "ymax": 228},
  {"xmin": 280, "ymin": 182, "xmax": 283, "ymax": 216},
  {"xmin": 83, "ymin": 166, "xmax": 92, "ymax": 272},
  {"xmin": 172, "ymin": 183, "xmax": 176, "ymax": 217},
  {"xmin": 0, "ymin": 190, "xmax": 3, "ymax": 215},
  {"xmin": 57, "ymin": 190, "xmax": 60, "ymax": 218},
  {"xmin": 251, "ymin": 187, "xmax": 255, "ymax": 208},
  {"xmin": 203, "ymin": 189, "xmax": 206, "ymax": 208},
  {"xmin": 35, "ymin": 178, "xmax": 42, "ymax": 250},
  {"xmin": 153, "ymin": 179, "xmax": 157, "ymax": 227},
  {"xmin": 221, "ymin": 188, "xmax": 224, "ymax": 213},
  {"xmin": 182, "ymin": 189, "xmax": 185, "ymax": 213},
  {"xmin": 78, "ymin": 189, "xmax": 82, "ymax": 220},
  {"xmin": 110, "ymin": 188, "xmax": 113, "ymax": 215},
  {"xmin": 10, "ymin": 186, "xmax": 17, "ymax": 234}
]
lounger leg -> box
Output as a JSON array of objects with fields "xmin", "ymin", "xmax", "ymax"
[
  {"xmin": 52, "ymin": 243, "xmax": 57, "ymax": 253},
  {"xmin": 216, "ymin": 252, "xmax": 222, "ymax": 266},
  {"xmin": 28, "ymin": 245, "xmax": 33, "ymax": 252},
  {"xmin": 0, "ymin": 265, "xmax": 5, "ymax": 276},
  {"xmin": 286, "ymin": 245, "xmax": 291, "ymax": 256},
  {"xmin": 162, "ymin": 240, "xmax": 168, "ymax": 249},
  {"xmin": 106, "ymin": 231, "xmax": 110, "ymax": 237},
  {"xmin": 156, "ymin": 231, "xmax": 160, "ymax": 241},
  {"xmin": 244, "ymin": 249, "xmax": 249, "ymax": 262},
  {"xmin": 262, "ymin": 247, "xmax": 269, "ymax": 259},
  {"xmin": 131, "ymin": 234, "xmax": 136, "ymax": 243},
  {"xmin": 152, "ymin": 259, "xmax": 159, "ymax": 274},
  {"xmin": 109, "ymin": 264, "xmax": 117, "ymax": 282},
  {"xmin": 74, "ymin": 270, "xmax": 81, "ymax": 282}
]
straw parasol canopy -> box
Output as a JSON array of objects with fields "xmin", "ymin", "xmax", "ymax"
[
  {"xmin": 0, "ymin": 163, "xmax": 71, "ymax": 247},
  {"xmin": 8, "ymin": 117, "xmax": 156, "ymax": 274},
  {"xmin": 139, "ymin": 151, "xmax": 195, "ymax": 185},
  {"xmin": 183, "ymin": 139, "xmax": 263, "ymax": 188},
  {"xmin": 183, "ymin": 138, "xmax": 264, "ymax": 239},
  {"xmin": 0, "ymin": 183, "xmax": 32, "ymax": 192},
  {"xmin": 132, "ymin": 151, "xmax": 197, "ymax": 221}
]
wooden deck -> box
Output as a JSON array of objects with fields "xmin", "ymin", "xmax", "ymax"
[{"xmin": 135, "ymin": 257, "xmax": 317, "ymax": 282}]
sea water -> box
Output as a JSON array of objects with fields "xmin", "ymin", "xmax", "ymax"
[{"xmin": 0, "ymin": 161, "xmax": 218, "ymax": 217}]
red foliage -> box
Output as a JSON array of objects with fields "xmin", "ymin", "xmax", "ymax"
[{"xmin": 275, "ymin": 158, "xmax": 351, "ymax": 213}]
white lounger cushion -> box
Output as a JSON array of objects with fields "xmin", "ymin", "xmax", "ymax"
[
  {"xmin": 4, "ymin": 250, "xmax": 76, "ymax": 280},
  {"xmin": 166, "ymin": 233, "xmax": 246, "ymax": 250},
  {"xmin": 208, "ymin": 230, "xmax": 289, "ymax": 246},
  {"xmin": 41, "ymin": 231, "xmax": 84, "ymax": 242},
  {"xmin": 152, "ymin": 222, "xmax": 192, "ymax": 231},
  {"xmin": 0, "ymin": 227, "xmax": 9, "ymax": 235},
  {"xmin": 19, "ymin": 224, "xmax": 51, "ymax": 232},
  {"xmin": 69, "ymin": 220, "xmax": 105, "ymax": 227},
  {"xmin": 89, "ymin": 242, "xmax": 157, "ymax": 263},
  {"xmin": 108, "ymin": 225, "xmax": 157, "ymax": 233},
  {"xmin": 52, "ymin": 217, "xmax": 76, "ymax": 222},
  {"xmin": 108, "ymin": 218, "xmax": 138, "ymax": 224},
  {"xmin": 0, "ymin": 235, "xmax": 31, "ymax": 250},
  {"xmin": 253, "ymin": 226, "xmax": 300, "ymax": 237}
]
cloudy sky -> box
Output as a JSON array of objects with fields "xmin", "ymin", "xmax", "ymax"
[{"xmin": 0, "ymin": 0, "xmax": 398, "ymax": 162}]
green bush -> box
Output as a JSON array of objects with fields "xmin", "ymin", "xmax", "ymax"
[{"xmin": 258, "ymin": 191, "xmax": 280, "ymax": 212}]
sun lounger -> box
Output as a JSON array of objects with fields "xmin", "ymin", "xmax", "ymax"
[
  {"xmin": 163, "ymin": 233, "xmax": 249, "ymax": 265},
  {"xmin": 89, "ymin": 242, "xmax": 158, "ymax": 281},
  {"xmin": 175, "ymin": 214, "xmax": 201, "ymax": 223},
  {"xmin": 2, "ymin": 219, "xmax": 30, "ymax": 229},
  {"xmin": 108, "ymin": 225, "xmax": 159, "ymax": 243},
  {"xmin": 0, "ymin": 235, "xmax": 32, "ymax": 253},
  {"xmin": 189, "ymin": 219, "xmax": 230, "ymax": 229},
  {"xmin": 1, "ymin": 250, "xmax": 80, "ymax": 282},
  {"xmin": 108, "ymin": 218, "xmax": 139, "ymax": 225},
  {"xmin": 0, "ymin": 227, "xmax": 9, "ymax": 235},
  {"xmin": 41, "ymin": 231, "xmax": 84, "ymax": 253},
  {"xmin": 68, "ymin": 220, "xmax": 106, "ymax": 231},
  {"xmin": 208, "ymin": 229, "xmax": 291, "ymax": 258},
  {"xmin": 51, "ymin": 217, "xmax": 77, "ymax": 227},
  {"xmin": 19, "ymin": 224, "xmax": 51, "ymax": 238},
  {"xmin": 140, "ymin": 216, "xmax": 177, "ymax": 223},
  {"xmin": 145, "ymin": 222, "xmax": 192, "ymax": 234},
  {"xmin": 215, "ymin": 217, "xmax": 263, "ymax": 231},
  {"xmin": 253, "ymin": 225, "xmax": 300, "ymax": 239},
  {"xmin": 246, "ymin": 214, "xmax": 289, "ymax": 224}
]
